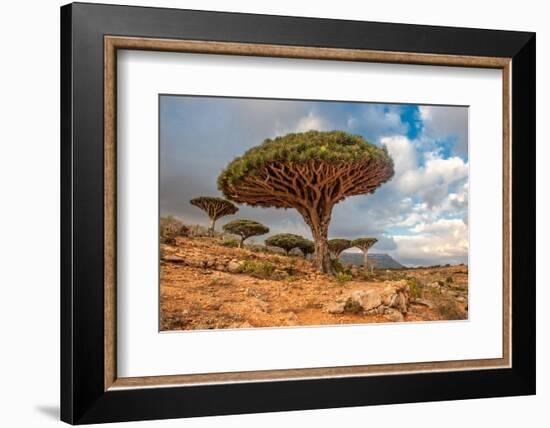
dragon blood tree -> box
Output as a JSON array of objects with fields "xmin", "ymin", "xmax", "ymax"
[
  {"xmin": 351, "ymin": 237, "xmax": 378, "ymax": 270},
  {"xmin": 222, "ymin": 219, "xmax": 269, "ymax": 248},
  {"xmin": 328, "ymin": 239, "xmax": 352, "ymax": 260},
  {"xmin": 189, "ymin": 196, "xmax": 238, "ymax": 236},
  {"xmin": 297, "ymin": 238, "xmax": 315, "ymax": 258},
  {"xmin": 218, "ymin": 131, "xmax": 394, "ymax": 274},
  {"xmin": 265, "ymin": 233, "xmax": 306, "ymax": 255}
]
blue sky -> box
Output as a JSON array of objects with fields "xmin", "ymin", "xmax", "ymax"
[{"xmin": 160, "ymin": 95, "xmax": 468, "ymax": 266}]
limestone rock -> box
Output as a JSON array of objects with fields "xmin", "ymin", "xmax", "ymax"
[
  {"xmin": 163, "ymin": 255, "xmax": 185, "ymax": 264},
  {"xmin": 384, "ymin": 308, "xmax": 405, "ymax": 322},
  {"xmin": 326, "ymin": 301, "xmax": 346, "ymax": 314},
  {"xmin": 350, "ymin": 290, "xmax": 382, "ymax": 311},
  {"xmin": 413, "ymin": 298, "xmax": 436, "ymax": 309},
  {"xmin": 227, "ymin": 260, "xmax": 243, "ymax": 273},
  {"xmin": 333, "ymin": 280, "xmax": 411, "ymax": 315}
]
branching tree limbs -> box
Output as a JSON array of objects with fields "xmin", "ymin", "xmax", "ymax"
[
  {"xmin": 218, "ymin": 131, "xmax": 394, "ymax": 274},
  {"xmin": 351, "ymin": 237, "xmax": 378, "ymax": 270},
  {"xmin": 222, "ymin": 219, "xmax": 269, "ymax": 248},
  {"xmin": 328, "ymin": 239, "xmax": 352, "ymax": 259},
  {"xmin": 189, "ymin": 196, "xmax": 238, "ymax": 236}
]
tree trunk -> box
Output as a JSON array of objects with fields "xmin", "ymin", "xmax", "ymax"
[
  {"xmin": 311, "ymin": 218, "xmax": 333, "ymax": 275},
  {"xmin": 297, "ymin": 204, "xmax": 334, "ymax": 275},
  {"xmin": 363, "ymin": 251, "xmax": 368, "ymax": 270},
  {"xmin": 239, "ymin": 236, "xmax": 244, "ymax": 248},
  {"xmin": 209, "ymin": 218, "xmax": 216, "ymax": 237}
]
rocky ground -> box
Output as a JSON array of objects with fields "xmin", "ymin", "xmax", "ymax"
[{"xmin": 160, "ymin": 237, "xmax": 468, "ymax": 331}]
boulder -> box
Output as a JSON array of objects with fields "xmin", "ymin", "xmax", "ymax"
[
  {"xmin": 162, "ymin": 255, "xmax": 185, "ymax": 264},
  {"xmin": 349, "ymin": 290, "xmax": 382, "ymax": 311},
  {"xmin": 384, "ymin": 308, "xmax": 405, "ymax": 322},
  {"xmin": 227, "ymin": 260, "xmax": 243, "ymax": 273},
  {"xmin": 326, "ymin": 301, "xmax": 345, "ymax": 314},
  {"xmin": 330, "ymin": 280, "xmax": 410, "ymax": 316}
]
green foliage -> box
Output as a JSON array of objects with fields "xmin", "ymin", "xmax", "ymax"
[
  {"xmin": 328, "ymin": 239, "xmax": 352, "ymax": 258},
  {"xmin": 407, "ymin": 277, "xmax": 422, "ymax": 299},
  {"xmin": 296, "ymin": 238, "xmax": 315, "ymax": 256},
  {"xmin": 344, "ymin": 299, "xmax": 363, "ymax": 313},
  {"xmin": 221, "ymin": 239, "xmax": 239, "ymax": 248},
  {"xmin": 222, "ymin": 219, "xmax": 269, "ymax": 242},
  {"xmin": 331, "ymin": 258, "xmax": 353, "ymax": 277},
  {"xmin": 351, "ymin": 237, "xmax": 378, "ymax": 250},
  {"xmin": 446, "ymin": 276, "xmax": 454, "ymax": 284},
  {"xmin": 239, "ymin": 260, "xmax": 276, "ymax": 279},
  {"xmin": 265, "ymin": 233, "xmax": 307, "ymax": 254},
  {"xmin": 334, "ymin": 272, "xmax": 353, "ymax": 283},
  {"xmin": 331, "ymin": 258, "xmax": 345, "ymax": 273},
  {"xmin": 218, "ymin": 130, "xmax": 394, "ymax": 190}
]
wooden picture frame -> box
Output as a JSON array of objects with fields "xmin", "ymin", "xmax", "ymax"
[{"xmin": 61, "ymin": 2, "xmax": 535, "ymax": 424}]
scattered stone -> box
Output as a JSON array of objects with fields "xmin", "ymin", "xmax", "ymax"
[
  {"xmin": 163, "ymin": 255, "xmax": 185, "ymax": 264},
  {"xmin": 456, "ymin": 296, "xmax": 466, "ymax": 303},
  {"xmin": 244, "ymin": 288, "xmax": 269, "ymax": 300},
  {"xmin": 272, "ymin": 269, "xmax": 289, "ymax": 280},
  {"xmin": 384, "ymin": 308, "xmax": 405, "ymax": 322},
  {"xmin": 332, "ymin": 280, "xmax": 410, "ymax": 315},
  {"xmin": 227, "ymin": 260, "xmax": 243, "ymax": 273},
  {"xmin": 283, "ymin": 311, "xmax": 298, "ymax": 322},
  {"xmin": 326, "ymin": 301, "xmax": 346, "ymax": 314},
  {"xmin": 412, "ymin": 298, "xmax": 436, "ymax": 309}
]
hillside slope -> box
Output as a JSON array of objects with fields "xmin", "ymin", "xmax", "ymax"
[{"xmin": 160, "ymin": 237, "xmax": 468, "ymax": 331}]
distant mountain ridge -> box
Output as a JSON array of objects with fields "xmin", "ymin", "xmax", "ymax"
[{"xmin": 340, "ymin": 252, "xmax": 404, "ymax": 269}]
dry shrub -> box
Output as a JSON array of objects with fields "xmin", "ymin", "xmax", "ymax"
[
  {"xmin": 435, "ymin": 301, "xmax": 466, "ymax": 320},
  {"xmin": 239, "ymin": 260, "xmax": 276, "ymax": 279}
]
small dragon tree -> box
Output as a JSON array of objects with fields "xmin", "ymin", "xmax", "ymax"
[
  {"xmin": 265, "ymin": 233, "xmax": 306, "ymax": 255},
  {"xmin": 222, "ymin": 219, "xmax": 269, "ymax": 248},
  {"xmin": 218, "ymin": 131, "xmax": 393, "ymax": 274},
  {"xmin": 189, "ymin": 196, "xmax": 238, "ymax": 236},
  {"xmin": 351, "ymin": 237, "xmax": 378, "ymax": 270},
  {"xmin": 328, "ymin": 239, "xmax": 352, "ymax": 260},
  {"xmin": 297, "ymin": 238, "xmax": 315, "ymax": 258}
]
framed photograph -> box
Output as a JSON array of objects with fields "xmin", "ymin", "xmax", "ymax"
[{"xmin": 61, "ymin": 2, "xmax": 535, "ymax": 424}]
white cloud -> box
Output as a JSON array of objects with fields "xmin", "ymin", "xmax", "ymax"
[
  {"xmin": 272, "ymin": 111, "xmax": 329, "ymax": 137},
  {"xmin": 381, "ymin": 135, "xmax": 416, "ymax": 174},
  {"xmin": 392, "ymin": 218, "xmax": 468, "ymax": 265},
  {"xmin": 381, "ymin": 135, "xmax": 468, "ymax": 208},
  {"xmin": 294, "ymin": 111, "xmax": 328, "ymax": 133}
]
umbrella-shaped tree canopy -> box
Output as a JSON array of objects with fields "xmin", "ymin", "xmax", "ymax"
[
  {"xmin": 328, "ymin": 238, "xmax": 352, "ymax": 259},
  {"xmin": 222, "ymin": 219, "xmax": 269, "ymax": 248},
  {"xmin": 265, "ymin": 233, "xmax": 308, "ymax": 255},
  {"xmin": 190, "ymin": 196, "xmax": 238, "ymax": 236},
  {"xmin": 351, "ymin": 237, "xmax": 378, "ymax": 270},
  {"xmin": 218, "ymin": 131, "xmax": 393, "ymax": 274}
]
